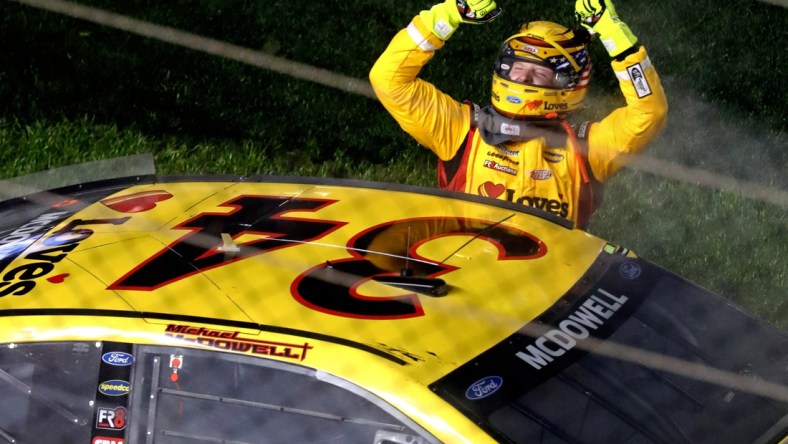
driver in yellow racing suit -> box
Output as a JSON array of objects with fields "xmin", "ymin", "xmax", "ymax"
[{"xmin": 369, "ymin": 0, "xmax": 668, "ymax": 229}]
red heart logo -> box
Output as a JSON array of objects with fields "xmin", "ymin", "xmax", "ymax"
[
  {"xmin": 525, "ymin": 100, "xmax": 544, "ymax": 111},
  {"xmin": 478, "ymin": 182, "xmax": 506, "ymax": 198},
  {"xmin": 47, "ymin": 273, "xmax": 70, "ymax": 284},
  {"xmin": 101, "ymin": 190, "xmax": 173, "ymax": 213}
]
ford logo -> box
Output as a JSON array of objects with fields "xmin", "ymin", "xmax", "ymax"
[
  {"xmin": 506, "ymin": 96, "xmax": 522, "ymax": 104},
  {"xmin": 619, "ymin": 261, "xmax": 642, "ymax": 280},
  {"xmin": 465, "ymin": 376, "xmax": 503, "ymax": 400},
  {"xmin": 98, "ymin": 380, "xmax": 131, "ymax": 396},
  {"xmin": 102, "ymin": 351, "xmax": 134, "ymax": 366}
]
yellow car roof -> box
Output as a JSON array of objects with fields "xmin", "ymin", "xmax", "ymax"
[{"xmin": 0, "ymin": 177, "xmax": 604, "ymax": 381}]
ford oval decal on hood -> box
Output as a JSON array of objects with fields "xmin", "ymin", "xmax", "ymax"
[{"xmin": 465, "ymin": 376, "xmax": 503, "ymax": 400}]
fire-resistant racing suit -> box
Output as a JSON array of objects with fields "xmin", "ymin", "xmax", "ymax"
[{"xmin": 369, "ymin": 12, "xmax": 668, "ymax": 229}]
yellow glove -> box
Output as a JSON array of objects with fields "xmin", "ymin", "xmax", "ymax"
[
  {"xmin": 421, "ymin": 0, "xmax": 501, "ymax": 41},
  {"xmin": 575, "ymin": 0, "xmax": 638, "ymax": 57},
  {"xmin": 457, "ymin": 0, "xmax": 502, "ymax": 24}
]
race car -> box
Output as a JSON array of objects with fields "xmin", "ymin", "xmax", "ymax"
[{"xmin": 0, "ymin": 169, "xmax": 785, "ymax": 443}]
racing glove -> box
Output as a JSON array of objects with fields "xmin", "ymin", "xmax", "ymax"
[
  {"xmin": 575, "ymin": 0, "xmax": 638, "ymax": 58},
  {"xmin": 421, "ymin": 0, "xmax": 501, "ymax": 41},
  {"xmin": 457, "ymin": 0, "xmax": 501, "ymax": 24}
]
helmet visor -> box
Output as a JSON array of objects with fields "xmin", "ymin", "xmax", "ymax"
[{"xmin": 495, "ymin": 57, "xmax": 574, "ymax": 89}]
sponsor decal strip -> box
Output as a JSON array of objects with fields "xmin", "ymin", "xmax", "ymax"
[
  {"xmin": 429, "ymin": 257, "xmax": 652, "ymax": 422},
  {"xmin": 164, "ymin": 324, "xmax": 313, "ymax": 361},
  {"xmin": 92, "ymin": 342, "xmax": 133, "ymax": 443},
  {"xmin": 515, "ymin": 289, "xmax": 628, "ymax": 370},
  {"xmin": 0, "ymin": 308, "xmax": 408, "ymax": 365}
]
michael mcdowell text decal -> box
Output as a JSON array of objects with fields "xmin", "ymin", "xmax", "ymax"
[{"xmin": 428, "ymin": 255, "xmax": 655, "ymax": 423}]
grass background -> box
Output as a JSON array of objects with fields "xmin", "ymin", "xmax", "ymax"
[{"xmin": 0, "ymin": 0, "xmax": 785, "ymax": 328}]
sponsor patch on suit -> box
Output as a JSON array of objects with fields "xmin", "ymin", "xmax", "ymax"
[{"xmin": 627, "ymin": 63, "xmax": 652, "ymax": 98}]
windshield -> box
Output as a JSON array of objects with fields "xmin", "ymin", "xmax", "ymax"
[
  {"xmin": 430, "ymin": 253, "xmax": 788, "ymax": 444},
  {"xmin": 131, "ymin": 346, "xmax": 438, "ymax": 443},
  {"xmin": 0, "ymin": 342, "xmax": 101, "ymax": 442},
  {"xmin": 0, "ymin": 341, "xmax": 437, "ymax": 444}
]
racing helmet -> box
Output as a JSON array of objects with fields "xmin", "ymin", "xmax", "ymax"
[{"xmin": 491, "ymin": 21, "xmax": 592, "ymax": 119}]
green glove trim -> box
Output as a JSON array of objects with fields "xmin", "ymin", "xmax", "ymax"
[
  {"xmin": 420, "ymin": 0, "xmax": 463, "ymax": 41},
  {"xmin": 575, "ymin": 0, "xmax": 638, "ymax": 57},
  {"xmin": 595, "ymin": 10, "xmax": 638, "ymax": 57},
  {"xmin": 458, "ymin": 0, "xmax": 502, "ymax": 24}
]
